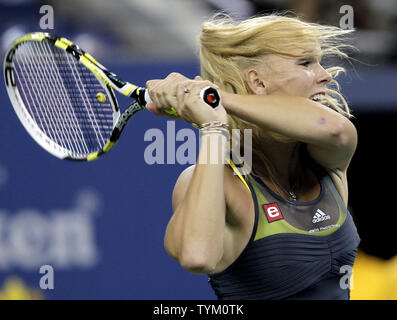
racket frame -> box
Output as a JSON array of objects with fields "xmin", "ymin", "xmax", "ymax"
[
  {"xmin": 3, "ymin": 32, "xmax": 139, "ymax": 161},
  {"xmin": 3, "ymin": 32, "xmax": 220, "ymax": 162}
]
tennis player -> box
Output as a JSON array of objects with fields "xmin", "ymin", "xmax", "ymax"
[{"xmin": 146, "ymin": 13, "xmax": 360, "ymax": 300}]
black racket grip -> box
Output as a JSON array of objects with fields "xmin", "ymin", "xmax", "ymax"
[{"xmin": 142, "ymin": 86, "xmax": 221, "ymax": 109}]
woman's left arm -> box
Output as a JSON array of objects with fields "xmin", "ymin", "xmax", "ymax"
[{"xmin": 221, "ymin": 91, "xmax": 358, "ymax": 173}]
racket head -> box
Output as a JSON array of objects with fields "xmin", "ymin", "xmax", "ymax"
[{"xmin": 3, "ymin": 32, "xmax": 121, "ymax": 161}]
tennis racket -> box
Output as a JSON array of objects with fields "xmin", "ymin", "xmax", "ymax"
[{"xmin": 3, "ymin": 32, "xmax": 221, "ymax": 161}]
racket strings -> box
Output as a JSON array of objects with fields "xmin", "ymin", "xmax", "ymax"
[
  {"xmin": 13, "ymin": 41, "xmax": 114, "ymax": 156},
  {"xmin": 38, "ymin": 41, "xmax": 89, "ymax": 154},
  {"xmin": 64, "ymin": 49, "xmax": 107, "ymax": 149},
  {"xmin": 40, "ymin": 42, "xmax": 94, "ymax": 154},
  {"xmin": 16, "ymin": 43, "xmax": 82, "ymax": 152},
  {"xmin": 26, "ymin": 42, "xmax": 79, "ymax": 153}
]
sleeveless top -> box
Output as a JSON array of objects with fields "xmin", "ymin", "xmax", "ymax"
[{"xmin": 208, "ymin": 160, "xmax": 361, "ymax": 300}]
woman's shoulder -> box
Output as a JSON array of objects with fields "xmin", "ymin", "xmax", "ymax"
[
  {"xmin": 172, "ymin": 164, "xmax": 254, "ymax": 218},
  {"xmin": 171, "ymin": 165, "xmax": 196, "ymax": 211}
]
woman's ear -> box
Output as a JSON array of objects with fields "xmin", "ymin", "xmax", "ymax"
[{"xmin": 246, "ymin": 69, "xmax": 267, "ymax": 95}]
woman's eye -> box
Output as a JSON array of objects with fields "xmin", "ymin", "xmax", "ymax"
[{"xmin": 299, "ymin": 60, "xmax": 311, "ymax": 67}]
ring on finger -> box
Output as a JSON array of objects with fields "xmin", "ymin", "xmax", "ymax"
[{"xmin": 183, "ymin": 87, "xmax": 190, "ymax": 94}]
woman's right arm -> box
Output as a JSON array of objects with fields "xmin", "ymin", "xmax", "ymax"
[
  {"xmin": 164, "ymin": 132, "xmax": 229, "ymax": 274},
  {"xmin": 145, "ymin": 73, "xmax": 230, "ymax": 274}
]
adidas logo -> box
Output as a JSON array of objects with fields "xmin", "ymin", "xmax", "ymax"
[{"xmin": 312, "ymin": 209, "xmax": 331, "ymax": 224}]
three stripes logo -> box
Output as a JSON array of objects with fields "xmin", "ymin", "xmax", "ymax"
[{"xmin": 312, "ymin": 209, "xmax": 331, "ymax": 224}]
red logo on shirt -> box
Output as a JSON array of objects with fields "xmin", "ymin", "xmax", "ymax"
[{"xmin": 263, "ymin": 203, "xmax": 284, "ymax": 223}]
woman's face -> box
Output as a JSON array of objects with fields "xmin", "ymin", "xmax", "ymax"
[{"xmin": 263, "ymin": 52, "xmax": 332, "ymax": 101}]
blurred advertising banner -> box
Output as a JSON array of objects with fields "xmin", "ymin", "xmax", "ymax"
[{"xmin": 0, "ymin": 63, "xmax": 215, "ymax": 299}]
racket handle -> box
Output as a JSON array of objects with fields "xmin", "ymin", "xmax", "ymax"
[
  {"xmin": 143, "ymin": 86, "xmax": 221, "ymax": 111},
  {"xmin": 200, "ymin": 86, "xmax": 221, "ymax": 109},
  {"xmin": 144, "ymin": 90, "xmax": 152, "ymax": 105},
  {"xmin": 142, "ymin": 90, "xmax": 178, "ymax": 116}
]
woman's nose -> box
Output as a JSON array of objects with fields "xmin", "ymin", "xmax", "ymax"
[{"xmin": 316, "ymin": 64, "xmax": 332, "ymax": 85}]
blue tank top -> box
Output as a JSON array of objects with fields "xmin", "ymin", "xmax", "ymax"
[{"xmin": 208, "ymin": 162, "xmax": 361, "ymax": 300}]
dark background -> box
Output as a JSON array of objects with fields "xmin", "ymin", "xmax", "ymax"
[{"xmin": 349, "ymin": 112, "xmax": 397, "ymax": 260}]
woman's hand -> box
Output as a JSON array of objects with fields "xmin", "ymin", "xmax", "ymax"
[{"xmin": 146, "ymin": 73, "xmax": 227, "ymax": 126}]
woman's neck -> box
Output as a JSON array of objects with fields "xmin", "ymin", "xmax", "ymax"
[{"xmin": 251, "ymin": 139, "xmax": 312, "ymax": 198}]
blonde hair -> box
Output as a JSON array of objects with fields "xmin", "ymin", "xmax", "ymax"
[{"xmin": 199, "ymin": 12, "xmax": 355, "ymax": 192}]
